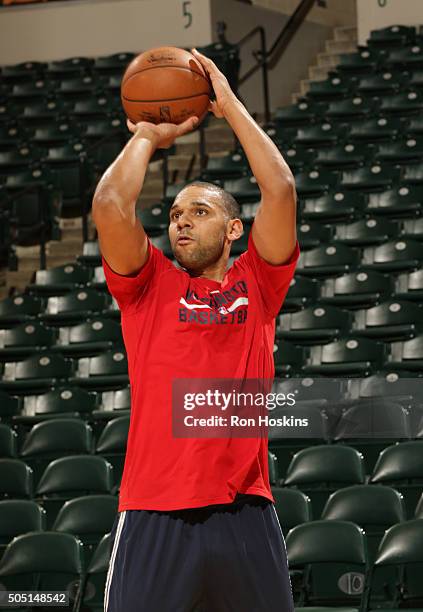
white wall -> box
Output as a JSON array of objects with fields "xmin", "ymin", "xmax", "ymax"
[
  {"xmin": 0, "ymin": 0, "xmax": 212, "ymax": 64},
  {"xmin": 357, "ymin": 0, "xmax": 423, "ymax": 45}
]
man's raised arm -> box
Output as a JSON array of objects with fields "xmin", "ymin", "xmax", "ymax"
[
  {"xmin": 92, "ymin": 117, "xmax": 198, "ymax": 276},
  {"xmin": 192, "ymin": 49, "xmax": 296, "ymax": 266}
]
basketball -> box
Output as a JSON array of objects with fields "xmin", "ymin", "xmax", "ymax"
[{"xmin": 121, "ymin": 46, "xmax": 212, "ymax": 125}]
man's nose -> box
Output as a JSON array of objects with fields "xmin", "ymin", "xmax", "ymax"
[{"xmin": 176, "ymin": 213, "xmax": 193, "ymax": 230}]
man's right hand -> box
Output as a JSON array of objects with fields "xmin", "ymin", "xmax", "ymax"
[{"xmin": 127, "ymin": 116, "xmax": 199, "ymax": 149}]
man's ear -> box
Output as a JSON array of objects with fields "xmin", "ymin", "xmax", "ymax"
[{"xmin": 227, "ymin": 218, "xmax": 243, "ymax": 242}]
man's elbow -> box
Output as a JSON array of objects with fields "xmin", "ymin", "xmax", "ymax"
[
  {"xmin": 262, "ymin": 174, "xmax": 297, "ymax": 206},
  {"xmin": 92, "ymin": 191, "xmax": 127, "ymax": 229}
]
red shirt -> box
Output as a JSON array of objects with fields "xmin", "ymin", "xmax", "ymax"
[{"xmin": 103, "ymin": 229, "xmax": 300, "ymax": 511}]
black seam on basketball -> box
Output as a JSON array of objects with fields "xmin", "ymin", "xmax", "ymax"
[
  {"xmin": 122, "ymin": 92, "xmax": 210, "ymax": 103},
  {"xmin": 122, "ymin": 65, "xmax": 211, "ymax": 87}
]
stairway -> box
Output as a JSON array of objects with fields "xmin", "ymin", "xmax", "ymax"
[{"xmin": 292, "ymin": 25, "xmax": 358, "ymax": 102}]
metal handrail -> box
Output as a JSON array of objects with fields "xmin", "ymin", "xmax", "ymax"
[{"xmin": 231, "ymin": 0, "xmax": 317, "ymax": 122}]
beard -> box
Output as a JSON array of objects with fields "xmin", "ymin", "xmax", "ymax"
[{"xmin": 172, "ymin": 233, "xmax": 226, "ymax": 273}]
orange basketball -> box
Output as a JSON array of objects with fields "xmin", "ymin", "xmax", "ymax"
[{"xmin": 121, "ymin": 46, "xmax": 212, "ymax": 125}]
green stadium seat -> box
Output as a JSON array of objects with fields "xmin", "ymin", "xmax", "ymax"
[
  {"xmin": 0, "ymin": 531, "xmax": 84, "ymax": 611},
  {"xmin": 388, "ymin": 333, "xmax": 423, "ymax": 372},
  {"xmin": 0, "ymin": 123, "xmax": 30, "ymax": 148},
  {"xmin": 294, "ymin": 123, "xmax": 343, "ymax": 147},
  {"xmin": 283, "ymin": 445, "xmax": 365, "ymax": 517},
  {"xmin": 197, "ymin": 40, "xmax": 240, "ymax": 92},
  {"xmin": 370, "ymin": 442, "xmax": 423, "ymax": 517},
  {"xmin": 404, "ymin": 161, "xmax": 423, "ymax": 185},
  {"xmin": 368, "ymin": 25, "xmax": 416, "ymax": 49},
  {"xmin": 353, "ymin": 371, "xmax": 421, "ymax": 402},
  {"xmin": 362, "ymin": 239, "xmax": 423, "ymax": 272},
  {"xmin": 52, "ymin": 494, "xmax": 117, "ymax": 567},
  {"xmin": 341, "ymin": 164, "xmax": 400, "ymax": 192},
  {"xmin": 0, "ymin": 322, "xmax": 57, "ymax": 362},
  {"xmin": 334, "ymin": 218, "xmax": 400, "ymax": 246},
  {"xmin": 47, "ymin": 56, "xmax": 93, "ymax": 77},
  {"xmin": 1, "ymin": 61, "xmax": 47, "ymax": 84},
  {"xmin": 325, "ymin": 97, "xmax": 377, "ymax": 120},
  {"xmin": 95, "ymin": 416, "xmax": 129, "ymax": 485},
  {"xmin": 408, "ymin": 69, "xmax": 423, "ymax": 91},
  {"xmin": 273, "ymin": 100, "xmax": 322, "ymax": 126},
  {"xmin": 58, "ymin": 75, "xmax": 99, "ymax": 99},
  {"xmin": 416, "ymin": 494, "xmax": 423, "ymax": 517},
  {"xmin": 361, "ymin": 520, "xmax": 423, "ymax": 610},
  {"xmin": 70, "ymin": 94, "xmax": 116, "ymax": 120},
  {"xmin": 136, "ymin": 204, "xmax": 169, "ymax": 235},
  {"xmin": 336, "ymin": 49, "xmax": 379, "ymax": 74},
  {"xmin": 22, "ymin": 98, "xmax": 68, "ymax": 126},
  {"xmin": 35, "ymin": 455, "xmax": 114, "ymax": 528},
  {"xmin": 295, "ymin": 169, "xmax": 339, "ymax": 198},
  {"xmin": 282, "ymin": 276, "xmax": 319, "ymax": 312},
  {"xmin": 0, "ymin": 353, "xmax": 74, "ymax": 395},
  {"xmin": 321, "ymin": 270, "xmax": 394, "ymax": 309},
  {"xmin": 352, "ymin": 300, "xmax": 421, "ymax": 341},
  {"xmin": 201, "ymin": 151, "xmax": 248, "ymax": 181},
  {"xmin": 0, "ymin": 424, "xmax": 17, "ymax": 458},
  {"xmin": 302, "ymin": 192, "xmax": 367, "ymax": 223},
  {"xmin": 264, "ymin": 123, "xmax": 297, "ymax": 145},
  {"xmin": 0, "ymin": 391, "xmax": 21, "ymax": 422},
  {"xmin": 80, "ymin": 532, "xmax": 111, "ymax": 612},
  {"xmin": 296, "ymin": 243, "xmax": 361, "ymax": 277},
  {"xmin": 386, "ymin": 44, "xmax": 423, "ymax": 69},
  {"xmin": 0, "ymin": 499, "xmax": 46, "ymax": 558},
  {"xmin": 93, "ymin": 51, "xmax": 135, "ymax": 75},
  {"xmin": 297, "ymin": 221, "xmax": 332, "ymax": 250},
  {"xmin": 400, "ymin": 218, "xmax": 423, "ymax": 241},
  {"xmin": 286, "ymin": 520, "xmax": 367, "ymax": 609},
  {"xmin": 277, "ymin": 305, "xmax": 352, "ymax": 345},
  {"xmin": 304, "ymin": 337, "xmax": 388, "ymax": 377},
  {"xmin": 321, "ymin": 485, "xmax": 405, "ymax": 562},
  {"xmin": 55, "ymin": 319, "xmax": 122, "ymax": 358},
  {"xmin": 367, "ymin": 186, "xmax": 423, "ymax": 218},
  {"xmin": 284, "ymin": 147, "xmax": 317, "ymax": 173},
  {"xmin": 380, "ymin": 90, "xmax": 423, "ymax": 115},
  {"xmin": 307, "ymin": 75, "xmax": 352, "ymax": 101},
  {"xmin": 0, "ymin": 146, "xmax": 44, "ymax": 173},
  {"xmin": 22, "ymin": 386, "xmax": 99, "ymax": 421},
  {"xmin": 314, "ymin": 143, "xmax": 373, "ymax": 170},
  {"xmin": 32, "ymin": 121, "xmax": 81, "ymax": 147},
  {"xmin": 332, "ymin": 399, "xmax": 411, "ymax": 472},
  {"xmin": 271, "ymin": 487, "xmax": 312, "ymax": 534},
  {"xmin": 91, "ymin": 387, "xmax": 130, "ymax": 428},
  {"xmin": 10, "ymin": 80, "xmax": 53, "ymax": 102},
  {"xmin": 0, "ymin": 458, "xmax": 33, "ymax": 499},
  {"xmin": 224, "ymin": 176, "xmax": 260, "ymax": 203},
  {"xmin": 395, "ymin": 267, "xmax": 423, "ymax": 301},
  {"xmin": 20, "ymin": 418, "xmax": 93, "ymax": 487},
  {"xmin": 71, "ymin": 349, "xmax": 129, "ymax": 391},
  {"xmin": 357, "ymin": 72, "xmax": 403, "ymax": 95},
  {"xmin": 41, "ymin": 289, "xmax": 110, "ymax": 326},
  {"xmin": 273, "ymin": 339, "xmax": 308, "ymax": 377},
  {"xmin": 268, "ymin": 450, "xmax": 278, "ymax": 486},
  {"xmin": 375, "ymin": 137, "xmax": 423, "ymax": 164},
  {"xmin": 29, "ymin": 262, "xmax": 93, "ymax": 296},
  {"xmin": 83, "ymin": 116, "xmax": 127, "ymax": 171},
  {"xmin": 349, "ymin": 116, "xmax": 404, "ymax": 143}
]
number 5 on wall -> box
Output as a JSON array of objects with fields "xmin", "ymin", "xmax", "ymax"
[{"xmin": 183, "ymin": 1, "xmax": 193, "ymax": 28}]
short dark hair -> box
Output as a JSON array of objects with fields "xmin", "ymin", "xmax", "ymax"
[{"xmin": 183, "ymin": 181, "xmax": 241, "ymax": 220}]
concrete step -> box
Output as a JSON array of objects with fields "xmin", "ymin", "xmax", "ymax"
[
  {"xmin": 326, "ymin": 39, "xmax": 357, "ymax": 55},
  {"xmin": 334, "ymin": 26, "xmax": 358, "ymax": 42},
  {"xmin": 317, "ymin": 52, "xmax": 341, "ymax": 68},
  {"xmin": 309, "ymin": 65, "xmax": 331, "ymax": 81}
]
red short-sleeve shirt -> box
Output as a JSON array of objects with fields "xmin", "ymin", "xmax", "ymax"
[{"xmin": 103, "ymin": 228, "xmax": 300, "ymax": 511}]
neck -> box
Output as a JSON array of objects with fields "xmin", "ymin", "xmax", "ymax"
[{"xmin": 187, "ymin": 258, "xmax": 228, "ymax": 282}]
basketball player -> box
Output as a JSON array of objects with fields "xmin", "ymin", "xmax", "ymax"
[{"xmin": 93, "ymin": 48, "xmax": 299, "ymax": 612}]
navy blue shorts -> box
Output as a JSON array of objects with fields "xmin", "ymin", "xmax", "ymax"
[{"xmin": 104, "ymin": 494, "xmax": 294, "ymax": 612}]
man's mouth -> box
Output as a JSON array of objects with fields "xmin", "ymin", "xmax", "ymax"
[{"xmin": 177, "ymin": 236, "xmax": 194, "ymax": 245}]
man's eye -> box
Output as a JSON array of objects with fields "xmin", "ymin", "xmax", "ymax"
[
  {"xmin": 171, "ymin": 212, "xmax": 180, "ymax": 220},
  {"xmin": 197, "ymin": 209, "xmax": 207, "ymax": 215}
]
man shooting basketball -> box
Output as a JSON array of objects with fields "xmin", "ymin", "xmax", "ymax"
[{"xmin": 93, "ymin": 48, "xmax": 298, "ymax": 612}]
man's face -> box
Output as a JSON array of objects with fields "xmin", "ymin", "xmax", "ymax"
[{"xmin": 168, "ymin": 185, "xmax": 230, "ymax": 272}]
